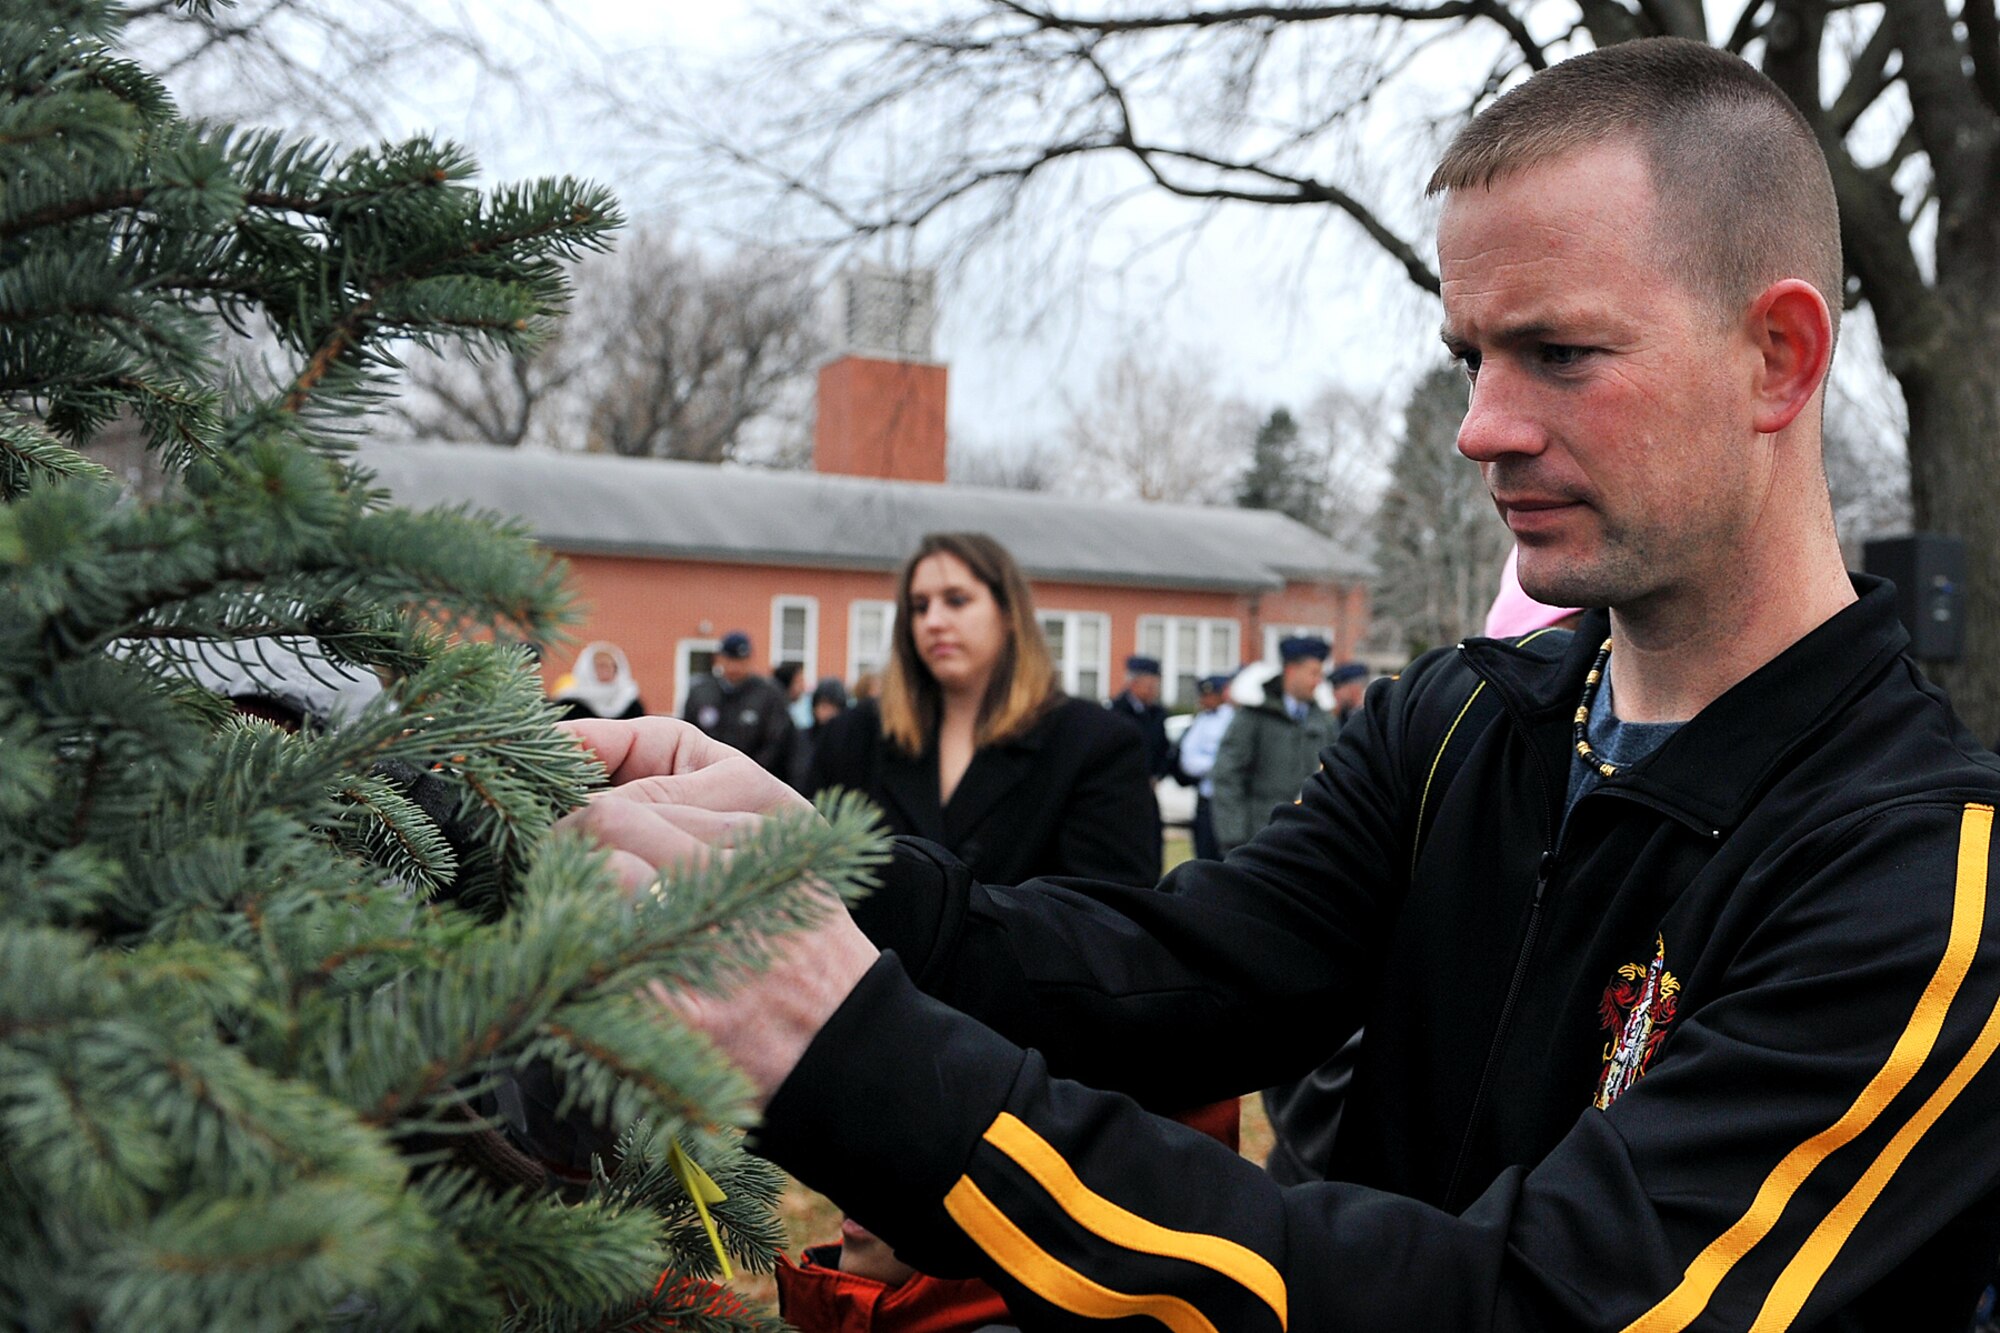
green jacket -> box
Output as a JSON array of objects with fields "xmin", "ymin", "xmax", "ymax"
[{"xmin": 1210, "ymin": 680, "xmax": 1339, "ymax": 851}]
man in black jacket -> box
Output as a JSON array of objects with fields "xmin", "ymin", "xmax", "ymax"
[
  {"xmin": 1107, "ymin": 654, "xmax": 1172, "ymax": 782},
  {"xmin": 680, "ymin": 629, "xmax": 796, "ymax": 781},
  {"xmin": 563, "ymin": 39, "xmax": 2000, "ymax": 1332}
]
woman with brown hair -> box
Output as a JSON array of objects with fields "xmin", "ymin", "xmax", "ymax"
[
  {"xmin": 792, "ymin": 537, "xmax": 1215, "ymax": 1332},
  {"xmin": 807, "ymin": 531, "xmax": 1159, "ymax": 887}
]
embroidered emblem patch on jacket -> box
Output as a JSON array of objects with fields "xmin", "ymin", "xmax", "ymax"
[{"xmin": 1594, "ymin": 933, "xmax": 1679, "ymax": 1109}]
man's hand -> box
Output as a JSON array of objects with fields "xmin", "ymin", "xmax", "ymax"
[
  {"xmin": 559, "ymin": 716, "xmax": 812, "ymax": 890},
  {"xmin": 556, "ymin": 716, "xmax": 880, "ymax": 1106},
  {"xmin": 565, "ymin": 715, "xmax": 812, "ymax": 813}
]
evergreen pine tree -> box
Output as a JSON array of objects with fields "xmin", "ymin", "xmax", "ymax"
[
  {"xmin": 1370, "ymin": 366, "xmax": 1510, "ymax": 656},
  {"xmin": 1235, "ymin": 406, "xmax": 1323, "ymax": 530},
  {"xmin": 1, "ymin": 4, "xmax": 880, "ymax": 1328}
]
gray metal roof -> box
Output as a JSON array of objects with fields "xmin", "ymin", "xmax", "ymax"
[{"xmin": 354, "ymin": 442, "xmax": 1371, "ymax": 593}]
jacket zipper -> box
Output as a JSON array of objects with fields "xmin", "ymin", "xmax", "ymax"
[
  {"xmin": 1443, "ymin": 849, "xmax": 1551, "ymax": 1208},
  {"xmin": 1441, "ymin": 648, "xmax": 1562, "ymax": 1210},
  {"xmin": 1437, "ymin": 643, "xmax": 1727, "ymax": 1208}
]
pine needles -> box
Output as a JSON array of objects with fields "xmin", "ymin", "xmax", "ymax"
[{"xmin": 1, "ymin": 4, "xmax": 853, "ymax": 1328}]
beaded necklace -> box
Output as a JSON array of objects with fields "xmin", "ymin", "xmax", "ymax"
[{"xmin": 1572, "ymin": 636, "xmax": 1620, "ymax": 779}]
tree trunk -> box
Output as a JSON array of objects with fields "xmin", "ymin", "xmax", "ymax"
[{"xmin": 1896, "ymin": 290, "xmax": 2000, "ymax": 745}]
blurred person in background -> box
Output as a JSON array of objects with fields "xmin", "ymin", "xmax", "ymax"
[
  {"xmin": 552, "ymin": 641, "xmax": 646, "ymax": 721},
  {"xmin": 808, "ymin": 532, "xmax": 1159, "ymax": 887},
  {"xmin": 775, "ymin": 660, "xmax": 812, "ymax": 731},
  {"xmin": 1210, "ymin": 634, "xmax": 1338, "ymax": 854},
  {"xmin": 790, "ymin": 676, "xmax": 851, "ymax": 794},
  {"xmin": 1107, "ymin": 654, "xmax": 1172, "ymax": 783},
  {"xmin": 682, "ymin": 629, "xmax": 796, "ymax": 780},
  {"xmin": 1327, "ymin": 661, "xmax": 1372, "ymax": 728},
  {"xmin": 1173, "ymin": 673, "xmax": 1237, "ymax": 861}
]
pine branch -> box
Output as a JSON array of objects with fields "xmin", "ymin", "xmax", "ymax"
[
  {"xmin": 0, "ymin": 406, "xmax": 110, "ymax": 499},
  {"xmin": 422, "ymin": 1171, "xmax": 667, "ymax": 1320},
  {"xmin": 0, "ymin": 8, "xmax": 816, "ymax": 1325},
  {"xmin": 327, "ymin": 771, "xmax": 461, "ymax": 897},
  {"xmin": 596, "ymin": 1127, "xmax": 789, "ymax": 1282}
]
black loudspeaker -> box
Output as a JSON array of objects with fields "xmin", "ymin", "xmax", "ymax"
[{"xmin": 1863, "ymin": 534, "xmax": 1967, "ymax": 662}]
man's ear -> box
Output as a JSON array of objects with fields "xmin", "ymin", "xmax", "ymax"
[{"xmin": 1746, "ymin": 278, "xmax": 1833, "ymax": 435}]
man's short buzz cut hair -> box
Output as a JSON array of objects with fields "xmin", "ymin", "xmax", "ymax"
[{"xmin": 1428, "ymin": 37, "xmax": 1843, "ymax": 343}]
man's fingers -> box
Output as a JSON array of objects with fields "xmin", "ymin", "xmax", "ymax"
[
  {"xmin": 556, "ymin": 795, "xmax": 716, "ymax": 873},
  {"xmin": 595, "ymin": 765, "xmax": 813, "ymax": 819},
  {"xmin": 559, "ymin": 716, "xmax": 733, "ymax": 784},
  {"xmin": 604, "ymin": 848, "xmax": 661, "ymax": 894},
  {"xmin": 585, "ymin": 790, "xmax": 765, "ymax": 847}
]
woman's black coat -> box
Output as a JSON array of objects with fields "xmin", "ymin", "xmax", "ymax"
[{"xmin": 806, "ymin": 696, "xmax": 1161, "ymax": 887}]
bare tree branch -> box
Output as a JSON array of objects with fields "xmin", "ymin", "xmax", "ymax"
[
  {"xmin": 1760, "ymin": 2, "xmax": 1938, "ymax": 354},
  {"xmin": 581, "ymin": 230, "xmax": 825, "ymax": 464},
  {"xmin": 1634, "ymin": 0, "xmax": 1708, "ymax": 41},
  {"xmin": 1881, "ymin": 0, "xmax": 1998, "ymax": 203},
  {"xmin": 124, "ymin": 0, "xmax": 592, "ymax": 141},
  {"xmin": 1722, "ymin": 0, "xmax": 1769, "ymax": 54},
  {"xmin": 1827, "ymin": 10, "xmax": 1899, "ymax": 135},
  {"xmin": 1062, "ymin": 347, "xmax": 1254, "ymax": 503},
  {"xmin": 1964, "ymin": 0, "xmax": 2000, "ymax": 119},
  {"xmin": 1764, "ymin": 0, "xmax": 1827, "ymax": 137},
  {"xmin": 993, "ymin": 0, "xmax": 1549, "ymax": 69},
  {"xmin": 1575, "ymin": 0, "xmax": 1650, "ymax": 47},
  {"xmin": 1121, "ymin": 143, "xmax": 1441, "ymax": 289}
]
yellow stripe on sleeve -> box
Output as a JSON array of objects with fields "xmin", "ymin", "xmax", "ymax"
[
  {"xmin": 981, "ymin": 1112, "xmax": 1288, "ymax": 1327},
  {"xmin": 1752, "ymin": 979, "xmax": 2000, "ymax": 1330},
  {"xmin": 1621, "ymin": 802, "xmax": 1994, "ymax": 1333},
  {"xmin": 944, "ymin": 1176, "xmax": 1221, "ymax": 1333}
]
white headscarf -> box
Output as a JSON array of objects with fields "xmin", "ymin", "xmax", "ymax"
[{"xmin": 557, "ymin": 641, "xmax": 641, "ymax": 718}]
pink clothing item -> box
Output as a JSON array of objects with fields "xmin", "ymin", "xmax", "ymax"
[{"xmin": 1484, "ymin": 547, "xmax": 1584, "ymax": 638}]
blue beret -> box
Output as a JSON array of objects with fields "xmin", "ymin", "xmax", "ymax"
[
  {"xmin": 1279, "ymin": 635, "xmax": 1331, "ymax": 663},
  {"xmin": 1198, "ymin": 674, "xmax": 1233, "ymax": 694},
  {"xmin": 1327, "ymin": 662, "xmax": 1370, "ymax": 686},
  {"xmin": 718, "ymin": 631, "xmax": 753, "ymax": 659},
  {"xmin": 1125, "ymin": 655, "xmax": 1162, "ymax": 676}
]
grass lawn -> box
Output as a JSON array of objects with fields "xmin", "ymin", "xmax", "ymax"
[{"xmin": 729, "ymin": 826, "xmax": 1280, "ymax": 1311}]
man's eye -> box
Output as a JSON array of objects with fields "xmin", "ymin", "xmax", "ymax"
[
  {"xmin": 1541, "ymin": 344, "xmax": 1592, "ymax": 368},
  {"xmin": 1452, "ymin": 348, "xmax": 1481, "ymax": 380}
]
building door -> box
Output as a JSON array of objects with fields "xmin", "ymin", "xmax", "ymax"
[{"xmin": 676, "ymin": 639, "xmax": 718, "ymax": 715}]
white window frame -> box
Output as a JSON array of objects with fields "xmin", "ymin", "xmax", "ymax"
[
  {"xmin": 771, "ymin": 595, "xmax": 819, "ymax": 681},
  {"xmin": 674, "ymin": 637, "xmax": 719, "ymax": 715},
  {"xmin": 848, "ymin": 599, "xmax": 896, "ymax": 681},
  {"xmin": 1262, "ymin": 623, "xmax": 1337, "ymax": 665},
  {"xmin": 1137, "ymin": 615, "xmax": 1243, "ymax": 706},
  {"xmin": 1039, "ymin": 609, "xmax": 1112, "ymax": 700}
]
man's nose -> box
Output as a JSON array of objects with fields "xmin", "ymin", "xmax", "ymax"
[{"xmin": 1455, "ymin": 366, "xmax": 1544, "ymax": 463}]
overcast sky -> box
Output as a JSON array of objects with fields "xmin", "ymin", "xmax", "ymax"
[
  {"xmin": 156, "ymin": 0, "xmax": 1895, "ymax": 463},
  {"xmin": 269, "ymin": 0, "xmax": 1460, "ymax": 450}
]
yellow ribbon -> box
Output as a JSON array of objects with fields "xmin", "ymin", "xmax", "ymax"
[{"xmin": 667, "ymin": 1140, "xmax": 733, "ymax": 1279}]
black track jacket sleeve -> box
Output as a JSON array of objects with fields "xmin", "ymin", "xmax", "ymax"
[{"xmin": 757, "ymin": 664, "xmax": 2000, "ymax": 1331}]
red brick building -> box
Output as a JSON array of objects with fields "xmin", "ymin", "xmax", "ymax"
[{"xmin": 361, "ymin": 344, "xmax": 1371, "ymax": 714}]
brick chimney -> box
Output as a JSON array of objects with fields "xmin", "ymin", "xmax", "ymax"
[{"xmin": 814, "ymin": 265, "xmax": 948, "ymax": 484}]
